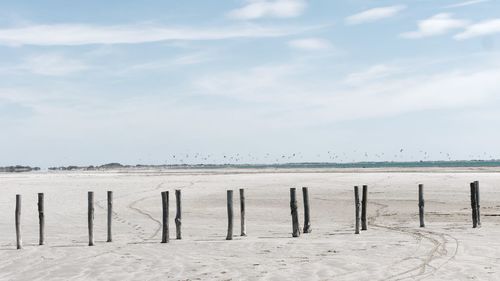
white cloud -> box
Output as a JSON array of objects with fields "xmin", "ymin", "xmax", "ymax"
[
  {"xmin": 445, "ymin": 0, "xmax": 489, "ymax": 8},
  {"xmin": 346, "ymin": 5, "xmax": 406, "ymax": 25},
  {"xmin": 345, "ymin": 64, "xmax": 399, "ymax": 84},
  {"xmin": 20, "ymin": 54, "xmax": 88, "ymax": 76},
  {"xmin": 0, "ymin": 23, "xmax": 301, "ymax": 46},
  {"xmin": 401, "ymin": 13, "xmax": 469, "ymax": 39},
  {"xmin": 194, "ymin": 58, "xmax": 500, "ymax": 124},
  {"xmin": 228, "ymin": 0, "xmax": 306, "ymax": 20},
  {"xmin": 288, "ymin": 38, "xmax": 331, "ymax": 50},
  {"xmin": 454, "ymin": 19, "xmax": 500, "ymax": 39}
]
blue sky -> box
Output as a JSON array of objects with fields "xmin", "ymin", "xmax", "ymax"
[{"xmin": 1, "ymin": 0, "xmax": 500, "ymax": 167}]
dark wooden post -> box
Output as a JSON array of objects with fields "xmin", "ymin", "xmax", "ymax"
[
  {"xmin": 226, "ymin": 190, "xmax": 234, "ymax": 240},
  {"xmin": 290, "ymin": 188, "xmax": 300, "ymax": 237},
  {"xmin": 107, "ymin": 191, "xmax": 113, "ymax": 242},
  {"xmin": 418, "ymin": 184, "xmax": 425, "ymax": 228},
  {"xmin": 88, "ymin": 191, "xmax": 94, "ymax": 246},
  {"xmin": 175, "ymin": 189, "xmax": 182, "ymax": 240},
  {"xmin": 161, "ymin": 191, "xmax": 169, "ymax": 243},
  {"xmin": 361, "ymin": 185, "xmax": 368, "ymax": 231},
  {"xmin": 15, "ymin": 194, "xmax": 22, "ymax": 249},
  {"xmin": 354, "ymin": 186, "xmax": 360, "ymax": 234},
  {"xmin": 239, "ymin": 188, "xmax": 246, "ymax": 236},
  {"xmin": 475, "ymin": 181, "xmax": 481, "ymax": 227},
  {"xmin": 38, "ymin": 193, "xmax": 45, "ymax": 245},
  {"xmin": 302, "ymin": 187, "xmax": 312, "ymax": 233},
  {"xmin": 470, "ymin": 183, "xmax": 477, "ymax": 228}
]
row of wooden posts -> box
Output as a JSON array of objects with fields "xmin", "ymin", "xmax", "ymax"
[{"xmin": 12, "ymin": 182, "xmax": 482, "ymax": 249}]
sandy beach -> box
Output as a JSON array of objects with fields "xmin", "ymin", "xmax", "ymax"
[{"xmin": 1, "ymin": 168, "xmax": 499, "ymax": 280}]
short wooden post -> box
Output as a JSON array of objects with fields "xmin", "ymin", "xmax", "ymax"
[
  {"xmin": 161, "ymin": 191, "xmax": 169, "ymax": 243},
  {"xmin": 175, "ymin": 189, "xmax": 182, "ymax": 240},
  {"xmin": 88, "ymin": 191, "xmax": 94, "ymax": 246},
  {"xmin": 354, "ymin": 186, "xmax": 360, "ymax": 234},
  {"xmin": 361, "ymin": 185, "xmax": 368, "ymax": 231},
  {"xmin": 239, "ymin": 188, "xmax": 246, "ymax": 236},
  {"xmin": 418, "ymin": 184, "xmax": 425, "ymax": 228},
  {"xmin": 475, "ymin": 181, "xmax": 481, "ymax": 227},
  {"xmin": 470, "ymin": 183, "xmax": 477, "ymax": 228},
  {"xmin": 226, "ymin": 190, "xmax": 234, "ymax": 240},
  {"xmin": 302, "ymin": 187, "xmax": 312, "ymax": 233},
  {"xmin": 15, "ymin": 194, "xmax": 22, "ymax": 249},
  {"xmin": 290, "ymin": 188, "xmax": 300, "ymax": 237},
  {"xmin": 107, "ymin": 191, "xmax": 113, "ymax": 242},
  {"xmin": 38, "ymin": 193, "xmax": 45, "ymax": 245}
]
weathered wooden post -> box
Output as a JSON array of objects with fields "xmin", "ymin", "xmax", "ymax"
[
  {"xmin": 226, "ymin": 190, "xmax": 234, "ymax": 240},
  {"xmin": 302, "ymin": 187, "xmax": 312, "ymax": 233},
  {"xmin": 15, "ymin": 194, "xmax": 22, "ymax": 249},
  {"xmin": 470, "ymin": 183, "xmax": 477, "ymax": 228},
  {"xmin": 107, "ymin": 191, "xmax": 113, "ymax": 242},
  {"xmin": 161, "ymin": 191, "xmax": 169, "ymax": 243},
  {"xmin": 88, "ymin": 191, "xmax": 94, "ymax": 246},
  {"xmin": 354, "ymin": 186, "xmax": 360, "ymax": 234},
  {"xmin": 290, "ymin": 188, "xmax": 300, "ymax": 237},
  {"xmin": 38, "ymin": 193, "xmax": 45, "ymax": 245},
  {"xmin": 361, "ymin": 185, "xmax": 368, "ymax": 231},
  {"xmin": 239, "ymin": 188, "xmax": 246, "ymax": 236},
  {"xmin": 175, "ymin": 189, "xmax": 182, "ymax": 240},
  {"xmin": 475, "ymin": 181, "xmax": 481, "ymax": 227},
  {"xmin": 418, "ymin": 184, "xmax": 425, "ymax": 228}
]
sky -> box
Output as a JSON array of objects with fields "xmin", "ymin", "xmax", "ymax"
[{"xmin": 1, "ymin": 0, "xmax": 500, "ymax": 167}]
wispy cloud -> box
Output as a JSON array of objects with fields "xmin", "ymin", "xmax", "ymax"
[
  {"xmin": 20, "ymin": 54, "xmax": 89, "ymax": 76},
  {"xmin": 228, "ymin": 0, "xmax": 306, "ymax": 20},
  {"xmin": 346, "ymin": 5, "xmax": 406, "ymax": 25},
  {"xmin": 288, "ymin": 38, "xmax": 331, "ymax": 50},
  {"xmin": 455, "ymin": 19, "xmax": 500, "ymax": 39},
  {"xmin": 401, "ymin": 13, "xmax": 469, "ymax": 39},
  {"xmin": 445, "ymin": 0, "xmax": 489, "ymax": 8},
  {"xmin": 0, "ymin": 23, "xmax": 302, "ymax": 46}
]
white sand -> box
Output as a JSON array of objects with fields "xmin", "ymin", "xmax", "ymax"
[{"xmin": 1, "ymin": 168, "xmax": 500, "ymax": 280}]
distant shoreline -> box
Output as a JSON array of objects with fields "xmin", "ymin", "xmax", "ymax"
[{"xmin": 3, "ymin": 160, "xmax": 500, "ymax": 173}]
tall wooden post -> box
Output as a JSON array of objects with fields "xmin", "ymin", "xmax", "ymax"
[
  {"xmin": 15, "ymin": 194, "xmax": 22, "ymax": 249},
  {"xmin": 239, "ymin": 188, "xmax": 246, "ymax": 236},
  {"xmin": 107, "ymin": 191, "xmax": 113, "ymax": 242},
  {"xmin": 290, "ymin": 188, "xmax": 300, "ymax": 237},
  {"xmin": 226, "ymin": 190, "xmax": 234, "ymax": 240},
  {"xmin": 38, "ymin": 193, "xmax": 45, "ymax": 245},
  {"xmin": 175, "ymin": 189, "xmax": 182, "ymax": 240},
  {"xmin": 354, "ymin": 186, "xmax": 360, "ymax": 234},
  {"xmin": 361, "ymin": 185, "xmax": 368, "ymax": 231},
  {"xmin": 302, "ymin": 187, "xmax": 312, "ymax": 233},
  {"xmin": 88, "ymin": 191, "xmax": 94, "ymax": 246},
  {"xmin": 470, "ymin": 183, "xmax": 477, "ymax": 228},
  {"xmin": 418, "ymin": 184, "xmax": 425, "ymax": 228},
  {"xmin": 475, "ymin": 181, "xmax": 481, "ymax": 227},
  {"xmin": 161, "ymin": 191, "xmax": 169, "ymax": 243}
]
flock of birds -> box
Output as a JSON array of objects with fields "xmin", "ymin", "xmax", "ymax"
[{"xmin": 139, "ymin": 149, "xmax": 498, "ymax": 165}]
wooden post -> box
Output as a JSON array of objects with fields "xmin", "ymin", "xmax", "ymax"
[
  {"xmin": 470, "ymin": 183, "xmax": 477, "ymax": 228},
  {"xmin": 354, "ymin": 186, "xmax": 360, "ymax": 234},
  {"xmin": 226, "ymin": 190, "xmax": 234, "ymax": 240},
  {"xmin": 175, "ymin": 189, "xmax": 182, "ymax": 240},
  {"xmin": 290, "ymin": 188, "xmax": 300, "ymax": 237},
  {"xmin": 15, "ymin": 194, "xmax": 22, "ymax": 249},
  {"xmin": 475, "ymin": 181, "xmax": 481, "ymax": 227},
  {"xmin": 302, "ymin": 187, "xmax": 312, "ymax": 233},
  {"xmin": 361, "ymin": 185, "xmax": 368, "ymax": 231},
  {"xmin": 38, "ymin": 193, "xmax": 45, "ymax": 245},
  {"xmin": 161, "ymin": 191, "xmax": 169, "ymax": 243},
  {"xmin": 107, "ymin": 191, "xmax": 113, "ymax": 242},
  {"xmin": 239, "ymin": 188, "xmax": 246, "ymax": 236},
  {"xmin": 418, "ymin": 184, "xmax": 425, "ymax": 228},
  {"xmin": 88, "ymin": 191, "xmax": 94, "ymax": 246}
]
